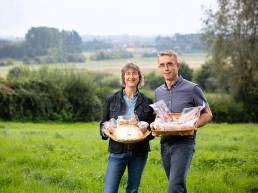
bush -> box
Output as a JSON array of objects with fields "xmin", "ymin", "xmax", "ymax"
[
  {"xmin": 65, "ymin": 53, "xmax": 85, "ymax": 63},
  {"xmin": 22, "ymin": 53, "xmax": 85, "ymax": 64},
  {"xmin": 1, "ymin": 67, "xmax": 103, "ymax": 121},
  {"xmin": 0, "ymin": 59, "xmax": 14, "ymax": 66},
  {"xmin": 144, "ymin": 72, "xmax": 163, "ymax": 90},
  {"xmin": 90, "ymin": 50, "xmax": 112, "ymax": 60},
  {"xmin": 5, "ymin": 80, "xmax": 66, "ymax": 121},
  {"xmin": 0, "ymin": 83, "xmax": 15, "ymax": 119},
  {"xmin": 179, "ymin": 62, "xmax": 193, "ymax": 81},
  {"xmin": 63, "ymin": 75, "xmax": 102, "ymax": 121},
  {"xmin": 141, "ymin": 52, "xmax": 157, "ymax": 58},
  {"xmin": 194, "ymin": 61, "xmax": 218, "ymax": 92},
  {"xmin": 7, "ymin": 66, "xmax": 31, "ymax": 80},
  {"xmin": 207, "ymin": 93, "xmax": 246, "ymax": 122},
  {"xmin": 90, "ymin": 49, "xmax": 133, "ymax": 61}
]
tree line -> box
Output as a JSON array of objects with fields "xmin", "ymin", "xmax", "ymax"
[
  {"xmin": 0, "ymin": 29, "xmax": 205, "ymax": 64},
  {"xmin": 0, "ymin": 27, "xmax": 85, "ymax": 64}
]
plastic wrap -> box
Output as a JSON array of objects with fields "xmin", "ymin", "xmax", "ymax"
[
  {"xmin": 150, "ymin": 100, "xmax": 205, "ymax": 136},
  {"xmin": 102, "ymin": 115, "xmax": 150, "ymax": 143}
]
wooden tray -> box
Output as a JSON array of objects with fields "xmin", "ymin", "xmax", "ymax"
[
  {"xmin": 104, "ymin": 129, "xmax": 151, "ymax": 143},
  {"xmin": 152, "ymin": 113, "xmax": 196, "ymax": 136}
]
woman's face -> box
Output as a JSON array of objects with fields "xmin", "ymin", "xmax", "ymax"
[{"xmin": 124, "ymin": 68, "xmax": 140, "ymax": 88}]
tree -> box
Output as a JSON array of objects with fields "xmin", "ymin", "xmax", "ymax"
[
  {"xmin": 179, "ymin": 62, "xmax": 193, "ymax": 81},
  {"xmin": 60, "ymin": 30, "xmax": 82, "ymax": 53},
  {"xmin": 203, "ymin": 0, "xmax": 258, "ymax": 121},
  {"xmin": 194, "ymin": 61, "xmax": 218, "ymax": 92},
  {"xmin": 155, "ymin": 34, "xmax": 204, "ymax": 53},
  {"xmin": 25, "ymin": 27, "xmax": 82, "ymax": 58},
  {"xmin": 0, "ymin": 40, "xmax": 26, "ymax": 59},
  {"xmin": 25, "ymin": 27, "xmax": 60, "ymax": 57}
]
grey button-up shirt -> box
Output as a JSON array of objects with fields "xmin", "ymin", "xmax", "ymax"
[
  {"xmin": 155, "ymin": 76, "xmax": 208, "ymax": 142},
  {"xmin": 155, "ymin": 76, "xmax": 208, "ymax": 112}
]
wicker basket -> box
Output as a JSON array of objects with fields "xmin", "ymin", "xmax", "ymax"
[
  {"xmin": 152, "ymin": 113, "xmax": 196, "ymax": 136},
  {"xmin": 104, "ymin": 128, "xmax": 151, "ymax": 143}
]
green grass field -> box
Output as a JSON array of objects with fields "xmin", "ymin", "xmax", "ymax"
[
  {"xmin": 1, "ymin": 122, "xmax": 257, "ymax": 193},
  {"xmin": 0, "ymin": 53, "xmax": 207, "ymax": 78}
]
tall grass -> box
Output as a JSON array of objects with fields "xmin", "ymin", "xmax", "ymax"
[{"xmin": 0, "ymin": 122, "xmax": 257, "ymax": 193}]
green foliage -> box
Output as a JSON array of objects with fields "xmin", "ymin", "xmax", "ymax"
[
  {"xmin": 89, "ymin": 50, "xmax": 112, "ymax": 60},
  {"xmin": 1, "ymin": 65, "xmax": 255, "ymax": 123},
  {"xmin": 60, "ymin": 30, "xmax": 82, "ymax": 53},
  {"xmin": 7, "ymin": 66, "xmax": 31, "ymax": 80},
  {"xmin": 141, "ymin": 52, "xmax": 157, "ymax": 58},
  {"xmin": 90, "ymin": 49, "xmax": 133, "ymax": 61},
  {"xmin": 194, "ymin": 61, "xmax": 218, "ymax": 92},
  {"xmin": 22, "ymin": 53, "xmax": 86, "ymax": 64},
  {"xmin": 82, "ymin": 39, "xmax": 113, "ymax": 51},
  {"xmin": 63, "ymin": 75, "xmax": 102, "ymax": 121},
  {"xmin": 0, "ymin": 79, "xmax": 66, "ymax": 121},
  {"xmin": 0, "ymin": 40, "xmax": 26, "ymax": 59},
  {"xmin": 179, "ymin": 62, "xmax": 193, "ymax": 81},
  {"xmin": 25, "ymin": 27, "xmax": 60, "ymax": 57},
  {"xmin": 0, "ymin": 59, "xmax": 14, "ymax": 67},
  {"xmin": 203, "ymin": 0, "xmax": 258, "ymax": 122},
  {"xmin": 0, "ymin": 66, "xmax": 117, "ymax": 121},
  {"xmin": 155, "ymin": 34, "xmax": 204, "ymax": 53},
  {"xmin": 144, "ymin": 72, "xmax": 163, "ymax": 90},
  {"xmin": 0, "ymin": 122, "xmax": 257, "ymax": 193},
  {"xmin": 207, "ymin": 93, "xmax": 246, "ymax": 122}
]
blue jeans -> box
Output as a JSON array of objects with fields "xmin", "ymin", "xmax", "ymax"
[
  {"xmin": 161, "ymin": 140, "xmax": 195, "ymax": 193},
  {"xmin": 104, "ymin": 151, "xmax": 148, "ymax": 193}
]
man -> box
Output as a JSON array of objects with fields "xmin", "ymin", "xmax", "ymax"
[{"xmin": 154, "ymin": 50, "xmax": 212, "ymax": 193}]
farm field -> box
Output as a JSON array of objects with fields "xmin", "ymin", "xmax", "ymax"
[
  {"xmin": 0, "ymin": 53, "xmax": 207, "ymax": 78},
  {"xmin": 0, "ymin": 122, "xmax": 257, "ymax": 193}
]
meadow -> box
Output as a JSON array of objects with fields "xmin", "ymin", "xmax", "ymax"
[
  {"xmin": 0, "ymin": 53, "xmax": 207, "ymax": 78},
  {"xmin": 0, "ymin": 122, "xmax": 257, "ymax": 193}
]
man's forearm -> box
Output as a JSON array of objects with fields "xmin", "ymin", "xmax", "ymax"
[{"xmin": 196, "ymin": 107, "xmax": 213, "ymax": 128}]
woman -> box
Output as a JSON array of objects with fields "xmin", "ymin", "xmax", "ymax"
[{"xmin": 100, "ymin": 63, "xmax": 155, "ymax": 193}]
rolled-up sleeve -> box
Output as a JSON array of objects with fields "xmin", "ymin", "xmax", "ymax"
[{"xmin": 193, "ymin": 85, "xmax": 208, "ymax": 108}]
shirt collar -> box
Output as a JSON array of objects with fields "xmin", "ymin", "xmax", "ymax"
[
  {"xmin": 163, "ymin": 75, "xmax": 183, "ymax": 90},
  {"xmin": 122, "ymin": 89, "xmax": 139, "ymax": 97}
]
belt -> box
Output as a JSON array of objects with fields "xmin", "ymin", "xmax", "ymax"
[{"xmin": 123, "ymin": 143, "xmax": 135, "ymax": 150}]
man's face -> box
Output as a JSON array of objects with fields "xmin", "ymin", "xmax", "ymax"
[{"xmin": 158, "ymin": 55, "xmax": 180, "ymax": 81}]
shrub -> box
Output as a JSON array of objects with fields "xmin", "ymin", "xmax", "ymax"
[
  {"xmin": 7, "ymin": 66, "xmax": 31, "ymax": 80},
  {"xmin": 65, "ymin": 53, "xmax": 85, "ymax": 63},
  {"xmin": 63, "ymin": 75, "xmax": 102, "ymax": 121},
  {"xmin": 141, "ymin": 52, "xmax": 157, "ymax": 58},
  {"xmin": 194, "ymin": 61, "xmax": 218, "ymax": 92},
  {"xmin": 0, "ymin": 83, "xmax": 15, "ymax": 119},
  {"xmin": 0, "ymin": 59, "xmax": 14, "ymax": 66},
  {"xmin": 1, "ymin": 67, "xmax": 103, "ymax": 121},
  {"xmin": 90, "ymin": 49, "xmax": 133, "ymax": 61},
  {"xmin": 144, "ymin": 72, "xmax": 163, "ymax": 90},
  {"xmin": 206, "ymin": 93, "xmax": 246, "ymax": 122},
  {"xmin": 179, "ymin": 62, "xmax": 193, "ymax": 81}
]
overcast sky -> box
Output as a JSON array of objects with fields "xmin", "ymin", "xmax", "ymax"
[{"xmin": 0, "ymin": 0, "xmax": 217, "ymax": 37}]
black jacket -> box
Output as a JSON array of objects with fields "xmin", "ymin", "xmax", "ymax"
[{"xmin": 100, "ymin": 88, "xmax": 155, "ymax": 154}]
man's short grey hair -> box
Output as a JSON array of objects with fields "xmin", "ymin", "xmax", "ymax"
[
  {"xmin": 121, "ymin": 63, "xmax": 144, "ymax": 88},
  {"xmin": 158, "ymin": 50, "xmax": 179, "ymax": 62}
]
